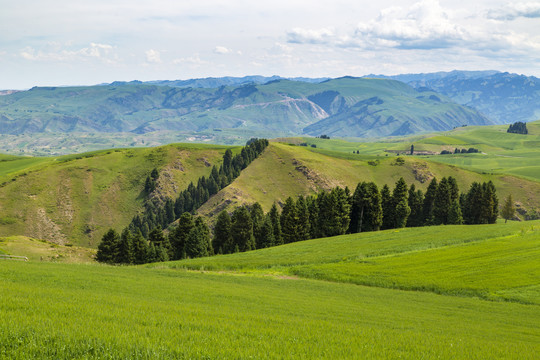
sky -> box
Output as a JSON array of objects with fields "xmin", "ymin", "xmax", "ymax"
[{"xmin": 1, "ymin": 0, "xmax": 539, "ymax": 89}]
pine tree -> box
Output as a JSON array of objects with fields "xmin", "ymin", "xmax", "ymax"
[
  {"xmin": 349, "ymin": 182, "xmax": 367, "ymax": 234},
  {"xmin": 380, "ymin": 184, "xmax": 393, "ymax": 230},
  {"xmin": 433, "ymin": 177, "xmax": 451, "ymax": 225},
  {"xmin": 423, "ymin": 178, "xmax": 438, "ymax": 225},
  {"xmin": 364, "ymin": 182, "xmax": 383, "ymax": 232},
  {"xmin": 392, "ymin": 178, "xmax": 410, "ymax": 228},
  {"xmin": 164, "ymin": 198, "xmax": 175, "ymax": 225},
  {"xmin": 258, "ymin": 215, "xmax": 275, "ymax": 249},
  {"xmin": 118, "ymin": 228, "xmax": 134, "ymax": 264},
  {"xmin": 406, "ymin": 184, "xmax": 424, "ymax": 227},
  {"xmin": 96, "ymin": 228, "xmax": 120, "ymax": 263},
  {"xmin": 170, "ymin": 212, "xmax": 194, "ymax": 260},
  {"xmin": 296, "ymin": 195, "xmax": 311, "ymax": 241},
  {"xmin": 231, "ymin": 206, "xmax": 255, "ymax": 251},
  {"xmin": 146, "ymin": 242, "xmax": 158, "ymax": 263},
  {"xmin": 482, "ymin": 181, "xmax": 499, "ymax": 224},
  {"xmin": 132, "ymin": 230, "xmax": 149, "ymax": 264},
  {"xmin": 213, "ymin": 210, "xmax": 232, "ymax": 254},
  {"xmin": 307, "ymin": 196, "xmax": 320, "ymax": 239},
  {"xmin": 269, "ymin": 203, "xmax": 283, "ymax": 245},
  {"xmin": 281, "ymin": 197, "xmax": 299, "ymax": 243},
  {"xmin": 463, "ymin": 182, "xmax": 483, "ymax": 224},
  {"xmin": 185, "ymin": 217, "xmax": 210, "ymax": 258},
  {"xmin": 448, "ymin": 200, "xmax": 463, "ymax": 225},
  {"xmin": 250, "ymin": 202, "xmax": 265, "ymax": 248},
  {"xmin": 501, "ymin": 194, "xmax": 515, "ymax": 223}
]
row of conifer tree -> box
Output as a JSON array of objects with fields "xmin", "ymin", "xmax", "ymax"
[
  {"xmin": 129, "ymin": 138, "xmax": 269, "ymax": 238},
  {"xmin": 97, "ymin": 175, "xmax": 499, "ymax": 264}
]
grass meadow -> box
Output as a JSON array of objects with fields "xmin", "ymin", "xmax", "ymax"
[{"xmin": 1, "ymin": 257, "xmax": 539, "ymax": 359}]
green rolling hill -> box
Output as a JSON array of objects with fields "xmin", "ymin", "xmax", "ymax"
[
  {"xmin": 0, "ymin": 144, "xmax": 231, "ymax": 247},
  {"xmin": 0, "ymin": 121, "xmax": 539, "ymax": 248}
]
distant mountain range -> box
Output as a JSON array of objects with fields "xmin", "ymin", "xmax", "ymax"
[
  {"xmin": 0, "ymin": 76, "xmax": 492, "ymax": 139},
  {"xmin": 366, "ymin": 71, "xmax": 540, "ymax": 124}
]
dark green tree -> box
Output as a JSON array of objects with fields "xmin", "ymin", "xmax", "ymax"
[
  {"xmin": 422, "ymin": 178, "xmax": 438, "ymax": 225},
  {"xmin": 170, "ymin": 212, "xmax": 194, "ymax": 260},
  {"xmin": 132, "ymin": 230, "xmax": 149, "ymax": 264},
  {"xmin": 433, "ymin": 177, "xmax": 451, "ymax": 225},
  {"xmin": 231, "ymin": 206, "xmax": 255, "ymax": 251},
  {"xmin": 392, "ymin": 177, "xmax": 410, "ymax": 228},
  {"xmin": 118, "ymin": 228, "xmax": 134, "ymax": 264},
  {"xmin": 258, "ymin": 215, "xmax": 275, "ymax": 249},
  {"xmin": 269, "ymin": 203, "xmax": 283, "ymax": 245},
  {"xmin": 250, "ymin": 202, "xmax": 265, "ymax": 248},
  {"xmin": 148, "ymin": 227, "xmax": 172, "ymax": 259},
  {"xmin": 213, "ymin": 210, "xmax": 232, "ymax": 254},
  {"xmin": 406, "ymin": 184, "xmax": 424, "ymax": 227},
  {"xmin": 380, "ymin": 184, "xmax": 393, "ymax": 230},
  {"xmin": 281, "ymin": 197, "xmax": 299, "ymax": 243},
  {"xmin": 448, "ymin": 200, "xmax": 463, "ymax": 225},
  {"xmin": 482, "ymin": 181, "xmax": 499, "ymax": 224},
  {"xmin": 463, "ymin": 182, "xmax": 484, "ymax": 224},
  {"xmin": 296, "ymin": 195, "xmax": 311, "ymax": 241},
  {"xmin": 185, "ymin": 217, "xmax": 211, "ymax": 258},
  {"xmin": 96, "ymin": 229, "xmax": 120, "ymax": 263}
]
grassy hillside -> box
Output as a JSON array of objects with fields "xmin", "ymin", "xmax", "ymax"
[
  {"xmin": 1, "ymin": 222, "xmax": 539, "ymax": 358},
  {"xmin": 0, "ymin": 144, "xmax": 230, "ymax": 247},
  {"xmin": 198, "ymin": 141, "xmax": 540, "ymax": 219},
  {"xmin": 157, "ymin": 220, "xmax": 540, "ymax": 304},
  {"xmin": 0, "ymin": 235, "xmax": 95, "ymax": 263}
]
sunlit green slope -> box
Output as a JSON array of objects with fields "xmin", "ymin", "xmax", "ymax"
[
  {"xmin": 0, "ymin": 144, "xmax": 229, "ymax": 247},
  {"xmin": 198, "ymin": 141, "xmax": 540, "ymax": 219}
]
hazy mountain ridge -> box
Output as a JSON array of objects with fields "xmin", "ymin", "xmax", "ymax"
[
  {"xmin": 367, "ymin": 71, "xmax": 540, "ymax": 124},
  {"xmin": 0, "ymin": 77, "xmax": 491, "ymax": 139}
]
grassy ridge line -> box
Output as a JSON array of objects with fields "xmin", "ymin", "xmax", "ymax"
[
  {"xmin": 1, "ymin": 261, "xmax": 539, "ymax": 359},
  {"xmin": 0, "ymin": 143, "xmax": 232, "ymax": 247},
  {"xmin": 155, "ymin": 221, "xmax": 540, "ymax": 304},
  {"xmin": 198, "ymin": 142, "xmax": 540, "ymax": 220}
]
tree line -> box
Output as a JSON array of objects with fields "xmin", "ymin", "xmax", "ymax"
[
  {"xmin": 128, "ymin": 138, "xmax": 269, "ymax": 238},
  {"xmin": 96, "ymin": 138, "xmax": 268, "ymax": 264},
  {"xmin": 97, "ymin": 175, "xmax": 500, "ymax": 264}
]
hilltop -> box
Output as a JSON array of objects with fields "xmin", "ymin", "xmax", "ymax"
[{"xmin": 0, "ymin": 143, "xmax": 231, "ymax": 247}]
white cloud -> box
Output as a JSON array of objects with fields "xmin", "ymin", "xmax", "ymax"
[
  {"xmin": 487, "ymin": 2, "xmax": 540, "ymax": 20},
  {"xmin": 19, "ymin": 43, "xmax": 117, "ymax": 62},
  {"xmin": 145, "ymin": 49, "xmax": 162, "ymax": 63},
  {"xmin": 172, "ymin": 53, "xmax": 209, "ymax": 66},
  {"xmin": 354, "ymin": 0, "xmax": 466, "ymax": 49},
  {"xmin": 286, "ymin": 27, "xmax": 335, "ymax": 44},
  {"xmin": 213, "ymin": 46, "xmax": 232, "ymax": 54}
]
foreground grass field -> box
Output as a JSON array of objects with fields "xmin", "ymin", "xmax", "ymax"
[
  {"xmin": 1, "ymin": 260, "xmax": 539, "ymax": 359},
  {"xmin": 2, "ymin": 222, "xmax": 538, "ymax": 358}
]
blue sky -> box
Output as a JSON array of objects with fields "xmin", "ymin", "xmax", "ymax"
[{"xmin": 1, "ymin": 0, "xmax": 539, "ymax": 89}]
